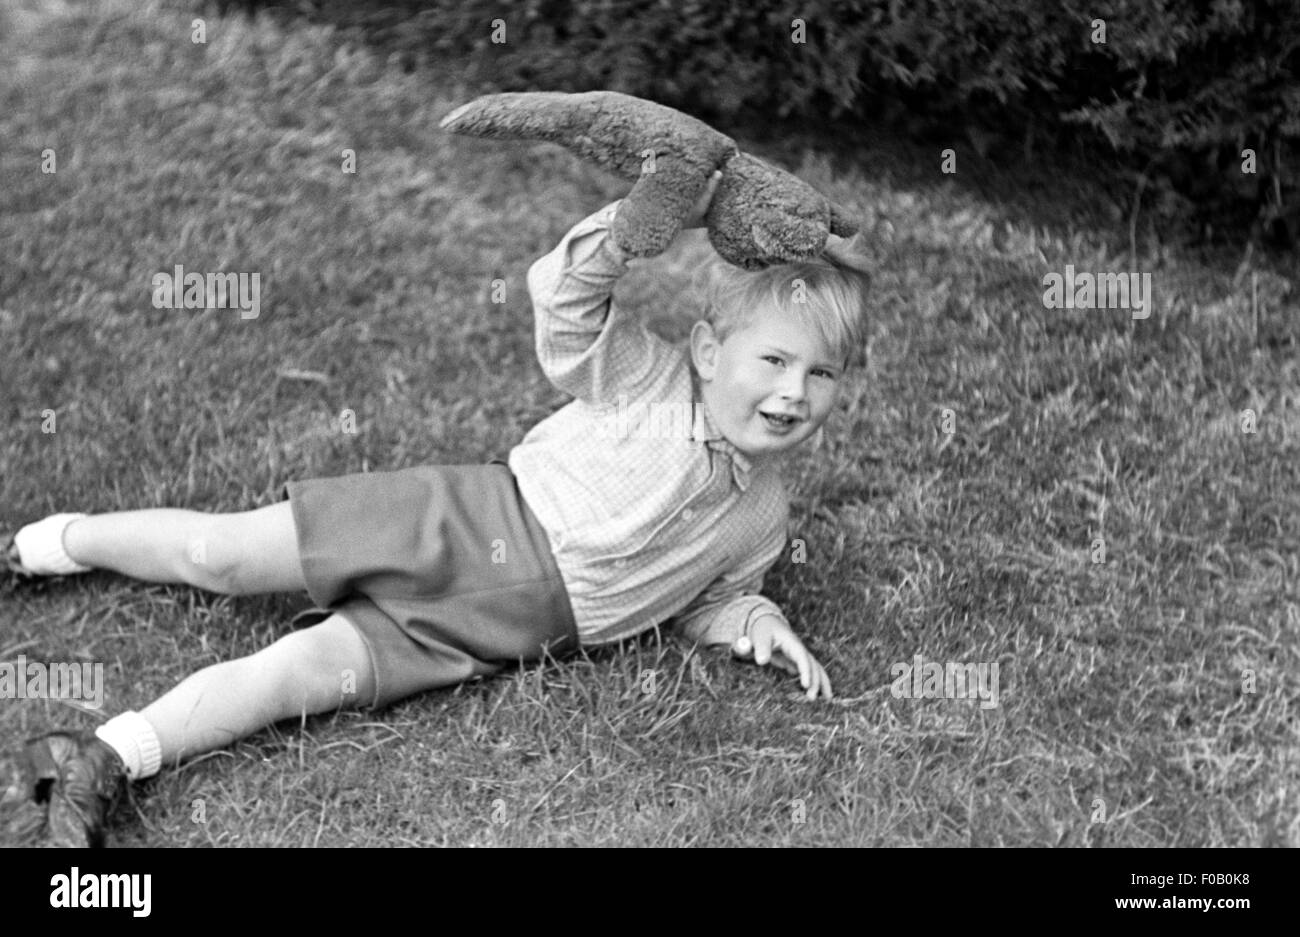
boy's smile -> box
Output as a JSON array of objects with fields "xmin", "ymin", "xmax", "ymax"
[{"xmin": 691, "ymin": 303, "xmax": 842, "ymax": 462}]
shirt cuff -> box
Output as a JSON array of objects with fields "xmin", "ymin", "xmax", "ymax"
[
  {"xmin": 563, "ymin": 200, "xmax": 631, "ymax": 270},
  {"xmin": 681, "ymin": 595, "xmax": 786, "ymax": 647}
]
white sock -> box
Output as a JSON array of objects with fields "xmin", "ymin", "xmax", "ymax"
[
  {"xmin": 12, "ymin": 513, "xmax": 92, "ymax": 575},
  {"xmin": 94, "ymin": 712, "xmax": 163, "ymax": 781}
]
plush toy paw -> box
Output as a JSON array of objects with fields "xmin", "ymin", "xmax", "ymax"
[{"xmin": 440, "ymin": 90, "xmax": 860, "ymax": 269}]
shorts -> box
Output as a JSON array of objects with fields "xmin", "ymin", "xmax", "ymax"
[{"xmin": 284, "ymin": 461, "xmax": 578, "ymax": 709}]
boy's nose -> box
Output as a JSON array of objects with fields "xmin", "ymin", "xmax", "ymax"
[{"xmin": 778, "ymin": 373, "xmax": 807, "ymax": 402}]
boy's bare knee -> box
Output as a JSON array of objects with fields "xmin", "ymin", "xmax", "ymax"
[
  {"xmin": 258, "ymin": 618, "xmax": 373, "ymax": 714},
  {"xmin": 178, "ymin": 514, "xmax": 247, "ymax": 594},
  {"xmin": 174, "ymin": 504, "xmax": 303, "ymax": 596}
]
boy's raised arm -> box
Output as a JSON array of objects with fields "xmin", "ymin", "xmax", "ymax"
[
  {"xmin": 524, "ymin": 173, "xmax": 720, "ymax": 404},
  {"xmin": 524, "ymin": 201, "xmax": 665, "ymax": 404}
]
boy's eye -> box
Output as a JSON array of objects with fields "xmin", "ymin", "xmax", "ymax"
[
  {"xmin": 812, "ymin": 368, "xmax": 838, "ymax": 380},
  {"xmin": 762, "ymin": 355, "xmax": 783, "ymax": 366}
]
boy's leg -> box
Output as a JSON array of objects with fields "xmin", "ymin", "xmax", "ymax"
[
  {"xmin": 56, "ymin": 502, "xmax": 307, "ymax": 595},
  {"xmin": 139, "ymin": 612, "xmax": 376, "ymax": 763},
  {"xmin": 2, "ymin": 614, "xmax": 376, "ymax": 846}
]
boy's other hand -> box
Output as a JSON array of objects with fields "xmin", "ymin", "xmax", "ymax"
[
  {"xmin": 681, "ymin": 170, "xmax": 723, "ymax": 229},
  {"xmin": 733, "ymin": 613, "xmax": 833, "ymax": 700},
  {"xmin": 822, "ymin": 231, "xmax": 873, "ymax": 274}
]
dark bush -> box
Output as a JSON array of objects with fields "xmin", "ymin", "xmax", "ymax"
[{"xmin": 222, "ymin": 0, "xmax": 1299, "ymax": 249}]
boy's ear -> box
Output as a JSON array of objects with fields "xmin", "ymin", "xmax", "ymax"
[{"xmin": 690, "ymin": 320, "xmax": 721, "ymax": 379}]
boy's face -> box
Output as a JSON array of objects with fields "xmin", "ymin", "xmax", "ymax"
[{"xmin": 690, "ymin": 302, "xmax": 843, "ymax": 462}]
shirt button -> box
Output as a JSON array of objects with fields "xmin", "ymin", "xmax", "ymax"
[{"xmin": 682, "ymin": 509, "xmax": 695, "ymax": 521}]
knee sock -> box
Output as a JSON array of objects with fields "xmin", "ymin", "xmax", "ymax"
[
  {"xmin": 95, "ymin": 712, "xmax": 162, "ymax": 781},
  {"xmin": 11, "ymin": 513, "xmax": 92, "ymax": 575}
]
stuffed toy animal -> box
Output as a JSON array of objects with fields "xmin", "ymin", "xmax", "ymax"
[{"xmin": 440, "ymin": 90, "xmax": 862, "ymax": 270}]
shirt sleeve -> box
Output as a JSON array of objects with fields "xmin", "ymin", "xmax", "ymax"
[
  {"xmin": 670, "ymin": 526, "xmax": 789, "ymax": 648},
  {"xmin": 525, "ymin": 200, "xmax": 669, "ymax": 405}
]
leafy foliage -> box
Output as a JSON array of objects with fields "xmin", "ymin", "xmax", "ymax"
[{"xmin": 226, "ymin": 0, "xmax": 1298, "ymax": 248}]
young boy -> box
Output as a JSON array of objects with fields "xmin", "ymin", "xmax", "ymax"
[{"xmin": 0, "ymin": 173, "xmax": 869, "ymax": 847}]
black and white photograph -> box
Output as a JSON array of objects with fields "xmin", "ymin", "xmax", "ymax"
[{"xmin": 0, "ymin": 0, "xmax": 1295, "ymax": 878}]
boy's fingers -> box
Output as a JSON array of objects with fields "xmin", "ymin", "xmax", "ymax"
[
  {"xmin": 699, "ymin": 171, "xmax": 721, "ymax": 205},
  {"xmin": 752, "ymin": 631, "xmax": 771, "ymax": 665},
  {"xmin": 749, "ymin": 618, "xmax": 832, "ymax": 700},
  {"xmin": 769, "ymin": 653, "xmax": 798, "ymax": 675},
  {"xmin": 752, "ymin": 628, "xmax": 798, "ymax": 674},
  {"xmin": 798, "ymin": 656, "xmax": 828, "ymax": 700},
  {"xmin": 815, "ymin": 663, "xmax": 832, "ymax": 700},
  {"xmin": 778, "ymin": 635, "xmax": 813, "ymax": 692}
]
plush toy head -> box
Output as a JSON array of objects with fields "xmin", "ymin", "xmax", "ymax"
[{"xmin": 440, "ymin": 90, "xmax": 862, "ymax": 270}]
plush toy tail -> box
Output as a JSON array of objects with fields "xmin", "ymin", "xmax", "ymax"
[
  {"xmin": 441, "ymin": 91, "xmax": 733, "ymax": 180},
  {"xmin": 439, "ymin": 92, "xmax": 589, "ymax": 145}
]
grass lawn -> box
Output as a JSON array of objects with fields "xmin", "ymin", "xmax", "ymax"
[{"xmin": 1, "ymin": 0, "xmax": 1297, "ymax": 847}]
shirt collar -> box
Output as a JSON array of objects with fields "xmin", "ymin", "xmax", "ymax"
[{"xmin": 689, "ymin": 376, "xmax": 753, "ymax": 492}]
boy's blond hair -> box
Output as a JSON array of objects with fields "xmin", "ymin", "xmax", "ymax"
[{"xmin": 695, "ymin": 253, "xmax": 870, "ymax": 368}]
